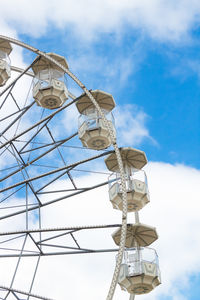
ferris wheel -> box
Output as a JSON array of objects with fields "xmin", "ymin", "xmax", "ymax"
[{"xmin": 0, "ymin": 36, "xmax": 161, "ymax": 300}]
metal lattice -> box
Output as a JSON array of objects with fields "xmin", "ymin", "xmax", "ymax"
[{"xmin": 0, "ymin": 36, "xmax": 128, "ymax": 300}]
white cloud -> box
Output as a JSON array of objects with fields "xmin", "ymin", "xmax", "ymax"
[
  {"xmin": 115, "ymin": 104, "xmax": 155, "ymax": 147},
  {"xmin": 0, "ymin": 161, "xmax": 200, "ymax": 300},
  {"xmin": 1, "ymin": 0, "xmax": 200, "ymax": 43},
  {"xmin": 61, "ymin": 103, "xmax": 79, "ymax": 136},
  {"xmin": 173, "ymin": 58, "xmax": 200, "ymax": 82},
  {"xmin": 140, "ymin": 162, "xmax": 200, "ymax": 300},
  {"xmin": 68, "ymin": 44, "xmax": 143, "ymax": 91},
  {"xmin": 3, "ymin": 0, "xmax": 200, "ymax": 104}
]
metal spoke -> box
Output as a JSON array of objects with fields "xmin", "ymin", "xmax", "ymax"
[
  {"xmin": 0, "ymin": 224, "xmax": 121, "ymax": 236},
  {"xmin": 0, "ymin": 131, "xmax": 78, "ymax": 183},
  {"xmin": 0, "ymin": 285, "xmax": 54, "ymax": 300},
  {"xmin": 0, "ymin": 149, "xmax": 113, "ymax": 191},
  {"xmin": 0, "ymin": 99, "xmax": 78, "ymax": 151},
  {"xmin": 0, "ymin": 180, "xmax": 110, "ymax": 221}
]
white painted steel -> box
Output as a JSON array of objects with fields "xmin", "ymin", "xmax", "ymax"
[{"xmin": 0, "ymin": 35, "xmax": 128, "ymax": 300}]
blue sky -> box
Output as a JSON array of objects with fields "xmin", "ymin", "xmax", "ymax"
[
  {"xmin": 20, "ymin": 24, "xmax": 200, "ymax": 168},
  {"xmin": 0, "ymin": 1, "xmax": 200, "ymax": 300}
]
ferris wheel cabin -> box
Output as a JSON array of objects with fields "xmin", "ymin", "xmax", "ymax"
[
  {"xmin": 118, "ymin": 247, "xmax": 161, "ymax": 295},
  {"xmin": 0, "ymin": 38, "xmax": 12, "ymax": 86},
  {"xmin": 105, "ymin": 148, "xmax": 150, "ymax": 211},
  {"xmin": 76, "ymin": 90, "xmax": 116, "ymax": 150},
  {"xmin": 32, "ymin": 53, "xmax": 68, "ymax": 109}
]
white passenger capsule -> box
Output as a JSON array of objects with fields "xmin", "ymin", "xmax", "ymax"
[
  {"xmin": 76, "ymin": 90, "xmax": 116, "ymax": 150},
  {"xmin": 0, "ymin": 38, "xmax": 12, "ymax": 87},
  {"xmin": 32, "ymin": 53, "xmax": 68, "ymax": 109},
  {"xmin": 105, "ymin": 147, "xmax": 149, "ymax": 211},
  {"xmin": 118, "ymin": 247, "xmax": 161, "ymax": 295}
]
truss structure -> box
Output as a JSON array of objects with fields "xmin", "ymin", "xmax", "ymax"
[{"xmin": 0, "ymin": 36, "xmax": 128, "ymax": 300}]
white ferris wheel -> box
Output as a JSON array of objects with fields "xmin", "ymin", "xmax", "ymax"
[{"xmin": 0, "ymin": 36, "xmax": 161, "ymax": 300}]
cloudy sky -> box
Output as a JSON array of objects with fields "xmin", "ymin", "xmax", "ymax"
[{"xmin": 0, "ymin": 1, "xmax": 200, "ymax": 300}]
